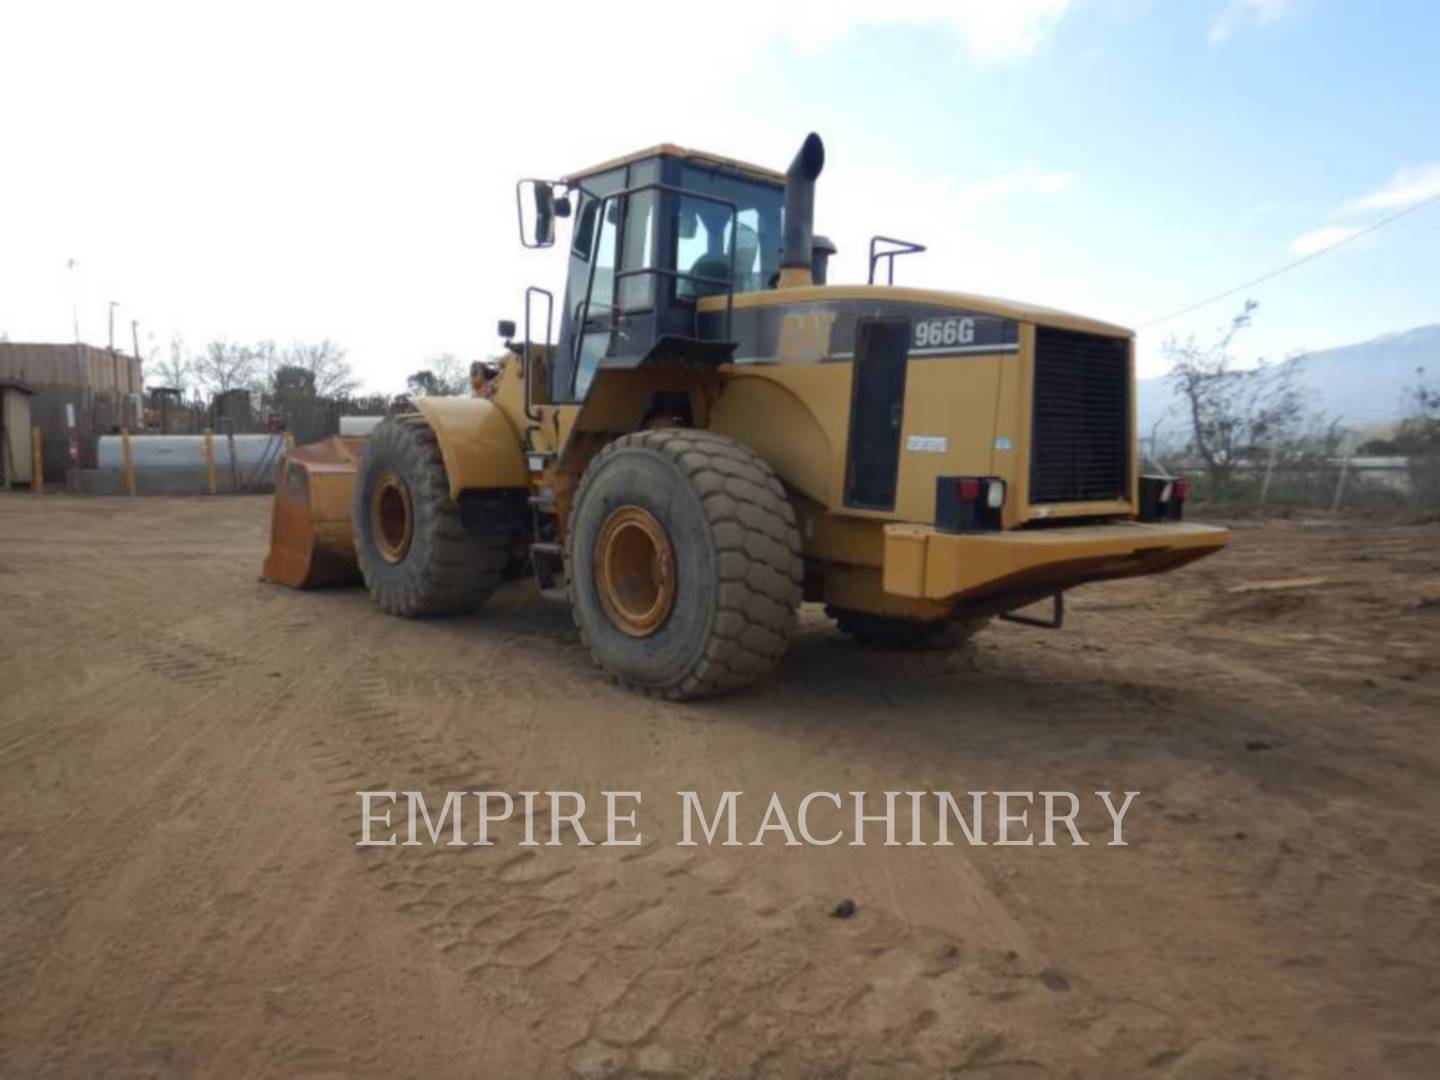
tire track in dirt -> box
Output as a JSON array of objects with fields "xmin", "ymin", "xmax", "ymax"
[
  {"xmin": 7, "ymin": 498, "xmax": 1438, "ymax": 1077},
  {"xmin": 287, "ymin": 644, "xmax": 1150, "ymax": 1077}
]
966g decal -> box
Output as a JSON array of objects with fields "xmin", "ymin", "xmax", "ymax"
[{"xmin": 914, "ymin": 317, "xmax": 975, "ymax": 349}]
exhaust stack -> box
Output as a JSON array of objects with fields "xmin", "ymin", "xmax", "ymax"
[{"xmin": 779, "ymin": 133, "xmax": 825, "ymax": 288}]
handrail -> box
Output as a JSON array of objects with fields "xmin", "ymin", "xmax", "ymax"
[
  {"xmin": 522, "ymin": 285, "xmax": 553, "ymax": 422},
  {"xmin": 868, "ymin": 235, "xmax": 927, "ymax": 286}
]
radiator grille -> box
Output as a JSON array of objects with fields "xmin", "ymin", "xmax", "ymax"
[{"xmin": 1029, "ymin": 327, "xmax": 1131, "ymax": 504}]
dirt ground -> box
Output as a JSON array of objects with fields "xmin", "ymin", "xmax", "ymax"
[{"xmin": 1, "ymin": 494, "xmax": 1437, "ymax": 1078}]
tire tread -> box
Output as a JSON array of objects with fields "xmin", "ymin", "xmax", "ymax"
[
  {"xmin": 566, "ymin": 429, "xmax": 802, "ymax": 699},
  {"xmin": 355, "ymin": 414, "xmax": 508, "ymax": 618}
]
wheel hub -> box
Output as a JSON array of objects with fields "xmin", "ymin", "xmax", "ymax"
[
  {"xmin": 371, "ymin": 469, "xmax": 414, "ymax": 563},
  {"xmin": 594, "ymin": 506, "xmax": 676, "ymax": 637}
]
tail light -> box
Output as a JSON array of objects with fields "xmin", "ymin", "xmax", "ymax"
[
  {"xmin": 1139, "ymin": 475, "xmax": 1187, "ymax": 522},
  {"xmin": 936, "ymin": 476, "xmax": 1005, "ymax": 533}
]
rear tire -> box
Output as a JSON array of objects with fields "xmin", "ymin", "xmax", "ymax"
[
  {"xmin": 566, "ymin": 430, "xmax": 802, "ymax": 699},
  {"xmin": 828, "ymin": 608, "xmax": 991, "ymax": 651},
  {"xmin": 353, "ymin": 414, "xmax": 508, "ymax": 617}
]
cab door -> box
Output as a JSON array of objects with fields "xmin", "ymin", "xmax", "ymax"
[{"xmin": 554, "ymin": 160, "xmax": 660, "ymax": 402}]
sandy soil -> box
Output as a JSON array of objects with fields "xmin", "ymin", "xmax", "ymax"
[{"xmin": 1, "ymin": 493, "xmax": 1437, "ymax": 1078}]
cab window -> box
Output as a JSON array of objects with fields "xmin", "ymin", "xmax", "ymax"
[{"xmin": 674, "ymin": 165, "xmax": 783, "ymax": 298}]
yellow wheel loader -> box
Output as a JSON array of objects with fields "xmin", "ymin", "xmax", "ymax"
[{"xmin": 263, "ymin": 133, "xmax": 1227, "ymax": 698}]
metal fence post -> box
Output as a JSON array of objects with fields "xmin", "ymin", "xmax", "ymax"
[
  {"xmin": 1330, "ymin": 456, "xmax": 1351, "ymax": 513},
  {"xmin": 1258, "ymin": 443, "xmax": 1278, "ymax": 508}
]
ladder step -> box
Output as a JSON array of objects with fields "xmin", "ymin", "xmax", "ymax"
[
  {"xmin": 529, "ymin": 542, "xmax": 566, "ymax": 593},
  {"xmin": 538, "ymin": 586, "xmax": 569, "ymax": 603},
  {"xmin": 528, "ymin": 491, "xmax": 557, "ymax": 511}
]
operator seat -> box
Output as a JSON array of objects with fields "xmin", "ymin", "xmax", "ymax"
[{"xmin": 684, "ymin": 255, "xmax": 731, "ymax": 298}]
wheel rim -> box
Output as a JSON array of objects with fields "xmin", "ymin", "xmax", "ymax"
[
  {"xmin": 371, "ymin": 469, "xmax": 414, "ymax": 564},
  {"xmin": 594, "ymin": 506, "xmax": 676, "ymax": 637}
]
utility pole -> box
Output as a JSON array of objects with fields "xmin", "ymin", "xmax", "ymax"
[
  {"xmin": 109, "ymin": 301, "xmax": 119, "ymax": 352},
  {"xmin": 67, "ymin": 259, "xmax": 81, "ymax": 343},
  {"xmin": 132, "ymin": 320, "xmax": 144, "ymax": 431},
  {"xmin": 68, "ymin": 259, "xmax": 84, "ymax": 397}
]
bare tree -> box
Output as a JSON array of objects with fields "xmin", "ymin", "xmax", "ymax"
[
  {"xmin": 1165, "ymin": 301, "xmax": 1306, "ymax": 501},
  {"xmin": 150, "ymin": 336, "xmax": 195, "ymax": 396},
  {"xmin": 250, "ymin": 339, "xmax": 279, "ymax": 394},
  {"xmin": 1400, "ymin": 366, "xmax": 1440, "ymax": 429},
  {"xmin": 406, "ymin": 352, "xmax": 468, "ymax": 398},
  {"xmin": 405, "ymin": 370, "xmax": 441, "ymax": 397},
  {"xmin": 278, "ymin": 339, "xmax": 357, "ymax": 398},
  {"xmin": 193, "ymin": 340, "xmax": 263, "ymax": 397},
  {"xmin": 1360, "ymin": 367, "xmax": 1440, "ymax": 513},
  {"xmin": 1360, "ymin": 367, "xmax": 1440, "ymax": 455}
]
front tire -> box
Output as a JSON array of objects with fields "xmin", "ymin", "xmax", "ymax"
[
  {"xmin": 566, "ymin": 430, "xmax": 802, "ymax": 699},
  {"xmin": 353, "ymin": 414, "xmax": 508, "ymax": 617}
]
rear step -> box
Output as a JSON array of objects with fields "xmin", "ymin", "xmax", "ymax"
[{"xmin": 530, "ymin": 541, "xmax": 567, "ymax": 601}]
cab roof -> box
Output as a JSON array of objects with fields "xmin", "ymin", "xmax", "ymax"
[{"xmin": 562, "ymin": 143, "xmax": 785, "ymax": 187}]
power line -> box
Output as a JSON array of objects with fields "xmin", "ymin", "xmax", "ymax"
[{"xmin": 1139, "ymin": 189, "xmax": 1440, "ymax": 330}]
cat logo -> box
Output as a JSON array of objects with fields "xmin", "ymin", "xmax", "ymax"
[{"xmin": 777, "ymin": 310, "xmax": 837, "ymax": 362}]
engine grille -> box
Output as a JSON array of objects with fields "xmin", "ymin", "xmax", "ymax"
[{"xmin": 1029, "ymin": 327, "xmax": 1131, "ymax": 504}]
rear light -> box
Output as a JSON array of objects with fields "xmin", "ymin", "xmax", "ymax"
[
  {"xmin": 936, "ymin": 476, "xmax": 1005, "ymax": 533},
  {"xmin": 1138, "ymin": 474, "xmax": 1187, "ymax": 522}
]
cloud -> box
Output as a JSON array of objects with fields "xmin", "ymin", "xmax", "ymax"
[
  {"xmin": 774, "ymin": 0, "xmax": 1072, "ymax": 63},
  {"xmin": 1284, "ymin": 159, "xmax": 1440, "ymax": 262},
  {"xmin": 1209, "ymin": 0, "xmax": 1297, "ymax": 43},
  {"xmin": 1290, "ymin": 225, "xmax": 1361, "ymax": 256},
  {"xmin": 1345, "ymin": 163, "xmax": 1440, "ymax": 213}
]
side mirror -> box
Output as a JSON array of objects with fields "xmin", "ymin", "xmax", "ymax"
[
  {"xmin": 497, "ymin": 319, "xmax": 517, "ymax": 339},
  {"xmin": 517, "ymin": 180, "xmax": 558, "ymax": 248}
]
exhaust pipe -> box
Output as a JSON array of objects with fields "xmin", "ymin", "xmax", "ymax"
[{"xmin": 780, "ymin": 133, "xmax": 825, "ymax": 287}]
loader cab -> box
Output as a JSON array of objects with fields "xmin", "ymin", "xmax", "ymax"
[{"xmin": 523, "ymin": 146, "xmax": 787, "ymax": 404}]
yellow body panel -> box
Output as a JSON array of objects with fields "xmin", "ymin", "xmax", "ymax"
[
  {"xmin": 414, "ymin": 396, "xmax": 530, "ymax": 499},
  {"xmin": 709, "ymin": 368, "xmax": 841, "ymax": 505},
  {"xmin": 701, "ymin": 284, "xmax": 1132, "ymax": 339},
  {"xmin": 696, "ymin": 286, "xmax": 1140, "ymax": 528},
  {"xmin": 696, "ymin": 285, "xmax": 1225, "ymax": 615},
  {"xmin": 882, "ymin": 521, "xmax": 1228, "ymax": 602}
]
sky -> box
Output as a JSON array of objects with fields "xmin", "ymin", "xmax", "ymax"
[{"xmin": 1, "ymin": 0, "xmax": 1437, "ymax": 392}]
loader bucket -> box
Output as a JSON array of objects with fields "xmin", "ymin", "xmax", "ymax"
[{"xmin": 261, "ymin": 435, "xmax": 369, "ymax": 589}]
